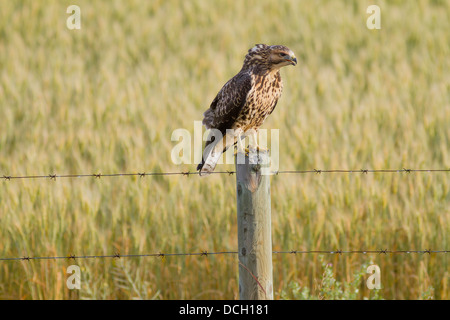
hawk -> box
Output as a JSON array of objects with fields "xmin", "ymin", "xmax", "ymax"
[{"xmin": 197, "ymin": 44, "xmax": 297, "ymax": 176}]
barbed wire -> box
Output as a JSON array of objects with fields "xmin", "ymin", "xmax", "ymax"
[
  {"xmin": 1, "ymin": 249, "xmax": 447, "ymax": 262},
  {"xmin": 1, "ymin": 168, "xmax": 449, "ymax": 181},
  {"xmin": 1, "ymin": 169, "xmax": 448, "ymax": 262}
]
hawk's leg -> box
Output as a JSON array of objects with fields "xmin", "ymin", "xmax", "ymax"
[
  {"xmin": 234, "ymin": 130, "xmax": 249, "ymax": 156},
  {"xmin": 249, "ymin": 130, "xmax": 269, "ymax": 153}
]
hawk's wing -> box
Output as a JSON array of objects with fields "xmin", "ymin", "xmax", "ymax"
[
  {"xmin": 202, "ymin": 71, "xmax": 252, "ymax": 133},
  {"xmin": 197, "ymin": 71, "xmax": 252, "ymax": 175}
]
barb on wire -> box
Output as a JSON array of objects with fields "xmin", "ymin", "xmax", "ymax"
[
  {"xmin": 0, "ymin": 249, "xmax": 447, "ymax": 262},
  {"xmin": 1, "ymin": 168, "xmax": 449, "ymax": 181},
  {"xmin": 68, "ymin": 254, "xmax": 76, "ymax": 261}
]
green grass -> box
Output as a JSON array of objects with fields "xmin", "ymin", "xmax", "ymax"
[{"xmin": 0, "ymin": 0, "xmax": 449, "ymax": 299}]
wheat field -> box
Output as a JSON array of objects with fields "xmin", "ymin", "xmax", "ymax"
[{"xmin": 0, "ymin": 0, "xmax": 448, "ymax": 299}]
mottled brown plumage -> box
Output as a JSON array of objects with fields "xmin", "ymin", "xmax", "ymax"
[{"xmin": 198, "ymin": 44, "xmax": 297, "ymax": 176}]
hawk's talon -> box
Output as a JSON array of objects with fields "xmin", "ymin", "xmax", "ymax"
[
  {"xmin": 235, "ymin": 146, "xmax": 269, "ymax": 156},
  {"xmin": 255, "ymin": 146, "xmax": 269, "ymax": 153},
  {"xmin": 248, "ymin": 146, "xmax": 270, "ymax": 154},
  {"xmin": 234, "ymin": 146, "xmax": 250, "ymax": 156}
]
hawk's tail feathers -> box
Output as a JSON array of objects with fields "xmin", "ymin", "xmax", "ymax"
[
  {"xmin": 197, "ymin": 131, "xmax": 238, "ymax": 177},
  {"xmin": 197, "ymin": 151, "xmax": 222, "ymax": 176}
]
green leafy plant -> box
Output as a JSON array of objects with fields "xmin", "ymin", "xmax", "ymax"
[{"xmin": 280, "ymin": 256, "xmax": 383, "ymax": 300}]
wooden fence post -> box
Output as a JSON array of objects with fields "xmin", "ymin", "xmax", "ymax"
[{"xmin": 235, "ymin": 150, "xmax": 273, "ymax": 300}]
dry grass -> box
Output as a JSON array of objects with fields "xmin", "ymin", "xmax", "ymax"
[{"xmin": 0, "ymin": 0, "xmax": 448, "ymax": 299}]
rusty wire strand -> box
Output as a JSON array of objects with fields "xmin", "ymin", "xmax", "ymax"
[
  {"xmin": 1, "ymin": 168, "xmax": 449, "ymax": 181},
  {"xmin": 0, "ymin": 249, "xmax": 447, "ymax": 262}
]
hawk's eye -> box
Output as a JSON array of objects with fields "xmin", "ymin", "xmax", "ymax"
[{"xmin": 279, "ymin": 53, "xmax": 285, "ymax": 57}]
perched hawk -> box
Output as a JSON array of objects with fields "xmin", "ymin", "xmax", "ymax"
[{"xmin": 197, "ymin": 44, "xmax": 297, "ymax": 176}]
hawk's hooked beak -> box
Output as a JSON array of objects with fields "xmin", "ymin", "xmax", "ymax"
[{"xmin": 288, "ymin": 56, "xmax": 297, "ymax": 66}]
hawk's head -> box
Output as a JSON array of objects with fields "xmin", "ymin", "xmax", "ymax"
[{"xmin": 243, "ymin": 44, "xmax": 297, "ymax": 71}]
